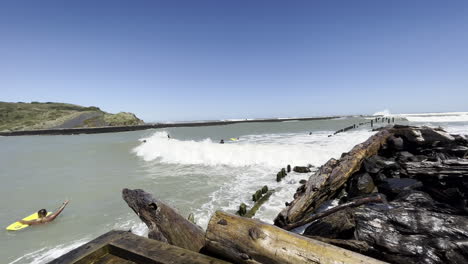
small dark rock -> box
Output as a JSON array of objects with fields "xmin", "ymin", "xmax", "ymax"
[
  {"xmin": 377, "ymin": 178, "xmax": 423, "ymax": 199},
  {"xmin": 363, "ymin": 156, "xmax": 385, "ymax": 174},
  {"xmin": 299, "ymin": 179, "xmax": 307, "ymax": 184},
  {"xmin": 281, "ymin": 168, "xmax": 287, "ymax": 176},
  {"xmin": 296, "ymin": 184, "xmax": 306, "ymax": 193},
  {"xmin": 388, "ymin": 136, "xmax": 404, "ymax": 150},
  {"xmin": 293, "ymin": 166, "xmax": 311, "ymax": 173},
  {"xmin": 396, "ymin": 151, "xmax": 415, "ymax": 162},
  {"xmin": 348, "ymin": 172, "xmax": 375, "ymax": 197},
  {"xmin": 304, "ymin": 207, "xmax": 356, "ymax": 239},
  {"xmin": 238, "ymin": 203, "xmax": 247, "ymax": 216}
]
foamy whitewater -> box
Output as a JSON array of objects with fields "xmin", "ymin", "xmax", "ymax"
[{"xmin": 2, "ymin": 112, "xmax": 467, "ymax": 263}]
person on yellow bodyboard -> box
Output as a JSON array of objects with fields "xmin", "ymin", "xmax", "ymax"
[{"xmin": 6, "ymin": 200, "xmax": 69, "ymax": 231}]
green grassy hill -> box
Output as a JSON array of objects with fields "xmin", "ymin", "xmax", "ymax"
[{"xmin": 0, "ymin": 102, "xmax": 144, "ymax": 131}]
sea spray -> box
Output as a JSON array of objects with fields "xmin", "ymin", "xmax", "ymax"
[{"xmin": 133, "ymin": 130, "xmax": 376, "ymax": 168}]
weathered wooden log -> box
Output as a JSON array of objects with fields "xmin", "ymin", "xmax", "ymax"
[
  {"xmin": 238, "ymin": 203, "xmax": 248, "ymax": 216},
  {"xmin": 402, "ymin": 159, "xmax": 468, "ymax": 178},
  {"xmin": 244, "ymin": 190, "xmax": 274, "ymax": 218},
  {"xmin": 275, "ymin": 128, "xmax": 393, "ymax": 227},
  {"xmin": 48, "ymin": 230, "xmax": 229, "ymax": 264},
  {"xmin": 205, "ymin": 211, "xmax": 386, "ymax": 264},
  {"xmin": 303, "ymin": 235, "xmax": 371, "ymax": 254},
  {"xmin": 122, "ymin": 188, "xmax": 205, "ymax": 252},
  {"xmin": 283, "ymin": 195, "xmax": 384, "ymax": 231}
]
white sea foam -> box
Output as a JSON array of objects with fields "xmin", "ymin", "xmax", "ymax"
[
  {"xmin": 445, "ymin": 125, "xmax": 468, "ymax": 136},
  {"xmin": 9, "ymin": 238, "xmax": 89, "ymax": 264},
  {"xmin": 134, "ymin": 130, "xmax": 375, "ymax": 168},
  {"xmin": 373, "ymin": 109, "xmax": 392, "ymax": 116},
  {"xmin": 401, "ymin": 112, "xmax": 468, "ymax": 123}
]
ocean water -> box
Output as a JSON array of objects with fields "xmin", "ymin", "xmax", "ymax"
[{"xmin": 1, "ymin": 113, "xmax": 467, "ymax": 263}]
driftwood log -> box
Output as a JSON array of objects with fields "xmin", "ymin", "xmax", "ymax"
[
  {"xmin": 205, "ymin": 211, "xmax": 386, "ymax": 264},
  {"xmin": 122, "ymin": 188, "xmax": 205, "ymax": 252},
  {"xmin": 283, "ymin": 195, "xmax": 384, "ymax": 231},
  {"xmin": 244, "ymin": 190, "xmax": 275, "ymax": 218},
  {"xmin": 275, "ymin": 128, "xmax": 393, "ymax": 227}
]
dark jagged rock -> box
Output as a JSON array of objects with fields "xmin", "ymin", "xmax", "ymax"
[
  {"xmin": 388, "ymin": 136, "xmax": 404, "ymax": 150},
  {"xmin": 299, "ymin": 179, "xmax": 307, "ymax": 184},
  {"xmin": 287, "ymin": 164, "xmax": 291, "ymax": 173},
  {"xmin": 348, "ymin": 172, "xmax": 375, "ymax": 197},
  {"xmin": 293, "ymin": 166, "xmax": 311, "ymax": 173},
  {"xmin": 303, "ymin": 207, "xmax": 355, "ymax": 239},
  {"xmin": 394, "ymin": 125, "xmax": 455, "ymax": 146},
  {"xmin": 377, "ymin": 178, "xmax": 423, "ymax": 199},
  {"xmin": 354, "ymin": 200, "xmax": 468, "ymax": 264},
  {"xmin": 362, "ymin": 155, "xmax": 385, "ymax": 174},
  {"xmin": 261, "ymin": 185, "xmax": 268, "ymax": 194}
]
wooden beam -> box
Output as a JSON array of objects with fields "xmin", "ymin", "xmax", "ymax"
[
  {"xmin": 48, "ymin": 230, "xmax": 230, "ymax": 264},
  {"xmin": 205, "ymin": 211, "xmax": 387, "ymax": 264}
]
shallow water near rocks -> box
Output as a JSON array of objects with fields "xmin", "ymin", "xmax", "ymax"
[{"xmin": 1, "ymin": 114, "xmax": 467, "ymax": 263}]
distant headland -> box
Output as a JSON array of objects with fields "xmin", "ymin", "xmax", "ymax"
[
  {"xmin": 0, "ymin": 101, "xmax": 342, "ymax": 136},
  {"xmin": 0, "ymin": 101, "xmax": 144, "ymax": 133}
]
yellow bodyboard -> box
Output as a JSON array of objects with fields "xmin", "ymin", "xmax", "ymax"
[
  {"xmin": 230, "ymin": 138, "xmax": 238, "ymax": 141},
  {"xmin": 6, "ymin": 212, "xmax": 51, "ymax": 231}
]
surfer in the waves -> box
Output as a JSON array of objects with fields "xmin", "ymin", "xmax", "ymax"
[{"xmin": 19, "ymin": 200, "xmax": 69, "ymax": 225}]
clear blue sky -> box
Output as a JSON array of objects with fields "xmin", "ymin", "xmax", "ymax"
[{"xmin": 1, "ymin": 1, "xmax": 467, "ymax": 121}]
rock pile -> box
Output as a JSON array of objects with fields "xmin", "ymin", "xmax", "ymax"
[{"xmin": 276, "ymin": 125, "xmax": 468, "ymax": 264}]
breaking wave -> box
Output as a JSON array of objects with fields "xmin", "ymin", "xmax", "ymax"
[
  {"xmin": 373, "ymin": 109, "xmax": 392, "ymax": 116},
  {"xmin": 133, "ymin": 130, "xmax": 376, "ymax": 168},
  {"xmin": 401, "ymin": 112, "xmax": 468, "ymax": 123}
]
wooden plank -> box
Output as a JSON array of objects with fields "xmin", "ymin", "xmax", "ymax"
[
  {"xmin": 109, "ymin": 232, "xmax": 230, "ymax": 264},
  {"xmin": 48, "ymin": 230, "xmax": 231, "ymax": 264}
]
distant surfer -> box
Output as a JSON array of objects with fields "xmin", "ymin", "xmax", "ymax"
[
  {"xmin": 220, "ymin": 139, "xmax": 224, "ymax": 144},
  {"xmin": 19, "ymin": 200, "xmax": 69, "ymax": 226},
  {"xmin": 168, "ymin": 134, "xmax": 171, "ymax": 139},
  {"xmin": 309, "ymin": 132, "xmax": 312, "ymax": 135}
]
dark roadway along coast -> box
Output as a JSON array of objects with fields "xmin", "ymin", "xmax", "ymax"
[{"xmin": 0, "ymin": 115, "xmax": 345, "ymax": 136}]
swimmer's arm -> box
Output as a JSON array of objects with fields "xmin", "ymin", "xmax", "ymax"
[
  {"xmin": 45, "ymin": 200, "xmax": 69, "ymax": 222},
  {"xmin": 19, "ymin": 219, "xmax": 42, "ymax": 225}
]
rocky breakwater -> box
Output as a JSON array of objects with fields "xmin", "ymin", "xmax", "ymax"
[{"xmin": 275, "ymin": 125, "xmax": 468, "ymax": 264}]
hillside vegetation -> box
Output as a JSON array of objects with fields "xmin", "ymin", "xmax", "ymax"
[{"xmin": 0, "ymin": 102, "xmax": 144, "ymax": 131}]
